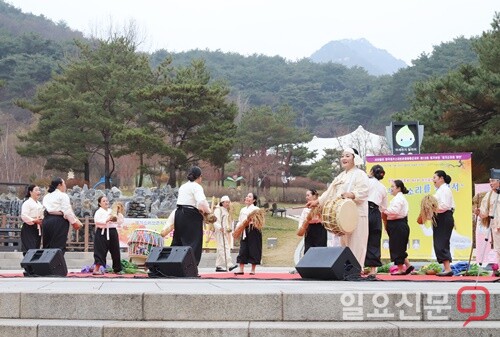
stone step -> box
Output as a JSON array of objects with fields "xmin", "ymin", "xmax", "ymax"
[
  {"xmin": 0, "ymin": 319, "xmax": 499, "ymax": 337},
  {"xmin": 1, "ymin": 286, "xmax": 498, "ymax": 322}
]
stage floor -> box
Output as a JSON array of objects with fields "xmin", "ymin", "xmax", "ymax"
[
  {"xmin": 2, "ymin": 266, "xmax": 500, "ymax": 282},
  {"xmin": 2, "ymin": 266, "xmax": 499, "ymax": 282}
]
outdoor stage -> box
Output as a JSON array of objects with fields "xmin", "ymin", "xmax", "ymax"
[{"xmin": 0, "ymin": 267, "xmax": 499, "ymax": 336}]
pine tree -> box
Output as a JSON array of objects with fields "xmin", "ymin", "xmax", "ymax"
[
  {"xmin": 17, "ymin": 35, "xmax": 152, "ymax": 187},
  {"xmin": 143, "ymin": 58, "xmax": 237, "ymax": 186},
  {"xmin": 396, "ymin": 13, "xmax": 500, "ymax": 180}
]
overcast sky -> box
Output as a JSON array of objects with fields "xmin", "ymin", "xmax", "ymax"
[{"xmin": 6, "ymin": 0, "xmax": 499, "ymax": 65}]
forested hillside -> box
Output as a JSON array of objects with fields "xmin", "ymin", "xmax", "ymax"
[
  {"xmin": 0, "ymin": 0, "xmax": 493, "ymax": 185},
  {"xmin": 0, "ymin": 0, "xmax": 479, "ymax": 136},
  {"xmin": 0, "ymin": 0, "xmax": 83, "ymax": 121},
  {"xmin": 149, "ymin": 37, "xmax": 478, "ymax": 135}
]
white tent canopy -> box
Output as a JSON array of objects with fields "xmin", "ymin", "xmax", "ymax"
[{"xmin": 303, "ymin": 125, "xmax": 390, "ymax": 163}]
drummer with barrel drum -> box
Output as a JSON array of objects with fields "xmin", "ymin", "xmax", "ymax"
[{"xmin": 306, "ymin": 148, "xmax": 369, "ymax": 268}]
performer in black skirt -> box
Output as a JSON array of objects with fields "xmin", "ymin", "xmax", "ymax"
[
  {"xmin": 297, "ymin": 189, "xmax": 326, "ymax": 254},
  {"xmin": 20, "ymin": 185, "xmax": 44, "ymax": 255},
  {"xmin": 233, "ymin": 192, "xmax": 263, "ymax": 275},
  {"xmin": 384, "ymin": 180, "xmax": 414, "ymax": 275},
  {"xmin": 92, "ymin": 196, "xmax": 123, "ymax": 275},
  {"xmin": 42, "ymin": 177, "xmax": 82, "ymax": 254},
  {"xmin": 171, "ymin": 166, "xmax": 210, "ymax": 266},
  {"xmin": 364, "ymin": 165, "xmax": 388, "ymax": 275},
  {"xmin": 432, "ymin": 170, "xmax": 455, "ymax": 276}
]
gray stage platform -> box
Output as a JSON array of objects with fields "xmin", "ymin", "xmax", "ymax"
[{"xmin": 0, "ymin": 267, "xmax": 499, "ymax": 336}]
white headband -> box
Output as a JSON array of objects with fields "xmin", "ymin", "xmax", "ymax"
[{"xmin": 344, "ymin": 148, "xmax": 364, "ymax": 166}]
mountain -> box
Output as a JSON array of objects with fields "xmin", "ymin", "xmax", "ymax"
[{"xmin": 310, "ymin": 38, "xmax": 408, "ymax": 76}]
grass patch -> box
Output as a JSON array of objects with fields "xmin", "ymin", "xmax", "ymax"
[{"xmin": 261, "ymin": 211, "xmax": 301, "ymax": 267}]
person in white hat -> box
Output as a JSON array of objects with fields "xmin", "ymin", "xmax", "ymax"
[
  {"xmin": 477, "ymin": 169, "xmax": 500, "ymax": 269},
  {"xmin": 213, "ymin": 195, "xmax": 237, "ymax": 271}
]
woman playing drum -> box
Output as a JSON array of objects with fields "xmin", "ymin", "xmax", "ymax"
[
  {"xmin": 297, "ymin": 189, "xmax": 327, "ymax": 254},
  {"xmin": 306, "ymin": 148, "xmax": 369, "ymax": 267},
  {"xmin": 384, "ymin": 180, "xmax": 414, "ymax": 275},
  {"xmin": 172, "ymin": 166, "xmax": 210, "ymax": 266}
]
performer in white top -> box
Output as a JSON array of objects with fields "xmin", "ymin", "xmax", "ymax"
[
  {"xmin": 477, "ymin": 168, "xmax": 500, "ymax": 267},
  {"xmin": 307, "ymin": 148, "xmax": 369, "ymax": 268},
  {"xmin": 172, "ymin": 166, "xmax": 210, "ymax": 266},
  {"xmin": 20, "ymin": 185, "xmax": 44, "ymax": 255},
  {"xmin": 42, "ymin": 177, "xmax": 81, "ymax": 254},
  {"xmin": 365, "ymin": 165, "xmax": 388, "ymax": 275},
  {"xmin": 213, "ymin": 195, "xmax": 237, "ymax": 272},
  {"xmin": 432, "ymin": 170, "xmax": 455, "ymax": 276},
  {"xmin": 384, "ymin": 180, "xmax": 414, "ymax": 275},
  {"xmin": 233, "ymin": 192, "xmax": 263, "ymax": 275},
  {"xmin": 297, "ymin": 189, "xmax": 326, "ymax": 254},
  {"xmin": 92, "ymin": 196, "xmax": 124, "ymax": 275}
]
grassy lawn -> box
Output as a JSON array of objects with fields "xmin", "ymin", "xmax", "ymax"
[{"xmin": 261, "ymin": 211, "xmax": 301, "ymax": 267}]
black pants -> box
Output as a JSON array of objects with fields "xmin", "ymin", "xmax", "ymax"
[
  {"xmin": 365, "ymin": 206, "xmax": 382, "ymax": 267},
  {"xmin": 171, "ymin": 206, "xmax": 203, "ymax": 266},
  {"xmin": 304, "ymin": 223, "xmax": 327, "ymax": 254},
  {"xmin": 42, "ymin": 214, "xmax": 69, "ymax": 254},
  {"xmin": 433, "ymin": 210, "xmax": 454, "ymax": 263},
  {"xmin": 387, "ymin": 217, "xmax": 409, "ymax": 265},
  {"xmin": 236, "ymin": 227, "xmax": 262, "ymax": 265},
  {"xmin": 21, "ymin": 223, "xmax": 41, "ymax": 256},
  {"xmin": 93, "ymin": 228, "xmax": 122, "ymax": 272}
]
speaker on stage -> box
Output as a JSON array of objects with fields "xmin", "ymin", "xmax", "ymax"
[
  {"xmin": 295, "ymin": 247, "xmax": 361, "ymax": 280},
  {"xmin": 145, "ymin": 246, "xmax": 198, "ymax": 278},
  {"xmin": 20, "ymin": 249, "xmax": 68, "ymax": 277}
]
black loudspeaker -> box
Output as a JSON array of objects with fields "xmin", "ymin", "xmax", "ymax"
[
  {"xmin": 295, "ymin": 247, "xmax": 361, "ymax": 280},
  {"xmin": 20, "ymin": 249, "xmax": 68, "ymax": 277},
  {"xmin": 145, "ymin": 246, "xmax": 198, "ymax": 278}
]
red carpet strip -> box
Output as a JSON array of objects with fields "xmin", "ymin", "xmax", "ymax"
[{"xmin": 1, "ymin": 272, "xmax": 499, "ymax": 282}]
